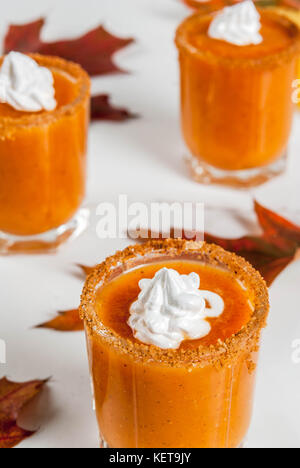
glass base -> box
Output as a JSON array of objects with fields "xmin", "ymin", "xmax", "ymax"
[
  {"xmin": 0, "ymin": 208, "xmax": 89, "ymax": 255},
  {"xmin": 185, "ymin": 151, "xmax": 287, "ymax": 188},
  {"xmin": 99, "ymin": 436, "xmax": 246, "ymax": 449}
]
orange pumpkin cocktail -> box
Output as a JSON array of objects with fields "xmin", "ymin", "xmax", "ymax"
[
  {"xmin": 0, "ymin": 53, "xmax": 90, "ymax": 253},
  {"xmin": 175, "ymin": 7, "xmax": 300, "ymax": 187},
  {"xmin": 269, "ymin": 4, "xmax": 300, "ymax": 109},
  {"xmin": 80, "ymin": 239, "xmax": 269, "ymax": 448}
]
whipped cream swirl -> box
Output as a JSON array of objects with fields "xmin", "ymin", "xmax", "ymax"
[
  {"xmin": 208, "ymin": 1, "xmax": 263, "ymax": 47},
  {"xmin": 128, "ymin": 267, "xmax": 224, "ymax": 349},
  {"xmin": 0, "ymin": 52, "xmax": 57, "ymax": 112}
]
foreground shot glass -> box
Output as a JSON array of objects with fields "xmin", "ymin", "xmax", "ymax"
[
  {"xmin": 0, "ymin": 54, "xmax": 90, "ymax": 253},
  {"xmin": 80, "ymin": 239, "xmax": 269, "ymax": 448},
  {"xmin": 175, "ymin": 9, "xmax": 300, "ymax": 187}
]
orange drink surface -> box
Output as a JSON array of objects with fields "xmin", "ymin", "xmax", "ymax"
[
  {"xmin": 98, "ymin": 262, "xmax": 252, "ymax": 348},
  {"xmin": 0, "ymin": 54, "xmax": 90, "ymax": 236},
  {"xmin": 175, "ymin": 10, "xmax": 300, "ymax": 179},
  {"xmin": 81, "ymin": 241, "xmax": 269, "ymax": 449}
]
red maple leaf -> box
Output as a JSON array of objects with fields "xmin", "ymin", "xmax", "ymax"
[
  {"xmin": 254, "ymin": 200, "xmax": 300, "ymax": 252},
  {"xmin": 204, "ymin": 233, "xmax": 295, "ymax": 286},
  {"xmin": 4, "ymin": 18, "xmax": 134, "ymax": 76},
  {"xmin": 0, "ymin": 377, "xmax": 48, "ymax": 448}
]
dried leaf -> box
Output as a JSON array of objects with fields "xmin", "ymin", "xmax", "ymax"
[
  {"xmin": 4, "ymin": 18, "xmax": 44, "ymax": 53},
  {"xmin": 254, "ymin": 200, "xmax": 300, "ymax": 252},
  {"xmin": 204, "ymin": 233, "xmax": 286, "ymax": 257},
  {"xmin": 4, "ymin": 19, "xmax": 134, "ymax": 76},
  {"xmin": 91, "ymin": 95, "xmax": 138, "ymax": 121},
  {"xmin": 258, "ymin": 256, "xmax": 295, "ymax": 286},
  {"xmin": 205, "ymin": 233, "xmax": 295, "ymax": 286},
  {"xmin": 36, "ymin": 309, "xmax": 83, "ymax": 332},
  {"xmin": 0, "ymin": 377, "xmax": 48, "ymax": 448}
]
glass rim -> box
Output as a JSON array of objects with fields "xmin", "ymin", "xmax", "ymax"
[
  {"xmin": 80, "ymin": 239, "xmax": 269, "ymax": 368},
  {"xmin": 175, "ymin": 9, "xmax": 300, "ymax": 69},
  {"xmin": 0, "ymin": 53, "xmax": 91, "ymax": 131}
]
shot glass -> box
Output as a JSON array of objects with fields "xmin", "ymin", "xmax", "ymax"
[
  {"xmin": 80, "ymin": 240, "xmax": 269, "ymax": 448},
  {"xmin": 0, "ymin": 54, "xmax": 90, "ymax": 253},
  {"xmin": 175, "ymin": 10, "xmax": 300, "ymax": 187}
]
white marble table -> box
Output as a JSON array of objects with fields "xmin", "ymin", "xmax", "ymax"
[{"xmin": 0, "ymin": 0, "xmax": 299, "ymax": 448}]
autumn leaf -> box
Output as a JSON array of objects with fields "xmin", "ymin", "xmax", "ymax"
[
  {"xmin": 4, "ymin": 18, "xmax": 44, "ymax": 53},
  {"xmin": 204, "ymin": 233, "xmax": 295, "ymax": 286},
  {"xmin": 0, "ymin": 377, "xmax": 48, "ymax": 448},
  {"xmin": 254, "ymin": 200, "xmax": 300, "ymax": 252},
  {"xmin": 259, "ymin": 255, "xmax": 296, "ymax": 286},
  {"xmin": 91, "ymin": 94, "xmax": 138, "ymax": 121},
  {"xmin": 36, "ymin": 309, "xmax": 83, "ymax": 332},
  {"xmin": 4, "ymin": 18, "xmax": 134, "ymax": 76}
]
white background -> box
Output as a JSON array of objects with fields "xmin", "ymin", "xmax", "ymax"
[{"xmin": 0, "ymin": 0, "xmax": 300, "ymax": 448}]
